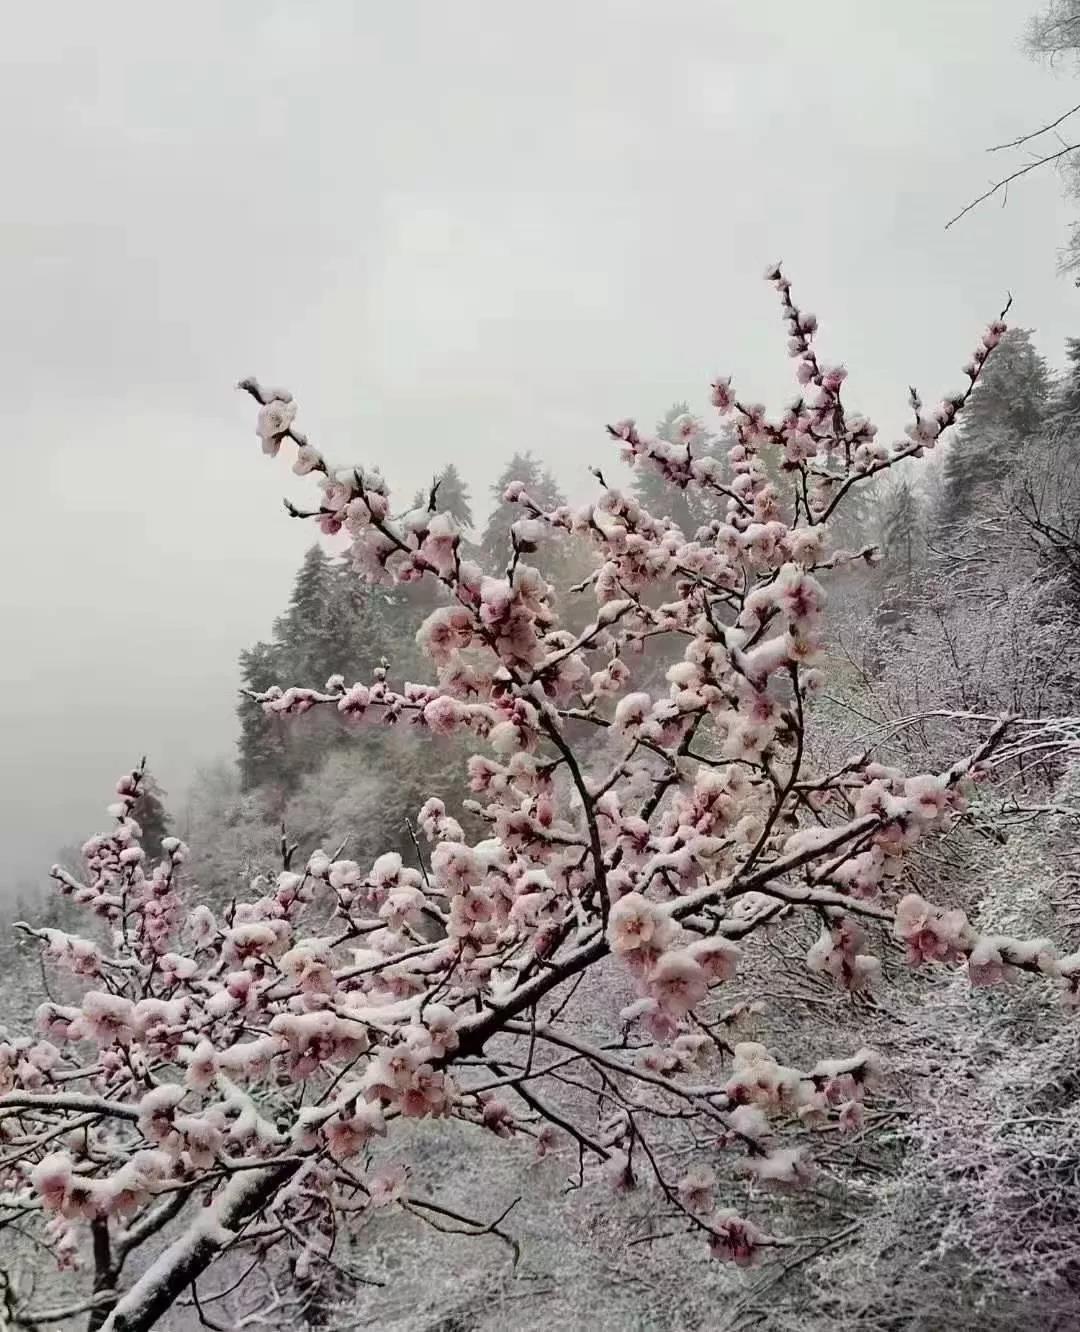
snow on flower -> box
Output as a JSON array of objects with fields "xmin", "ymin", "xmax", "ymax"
[
  {"xmin": 677, "ymin": 1165, "xmax": 717, "ymax": 1213},
  {"xmin": 607, "ymin": 892, "xmax": 675, "ymax": 957},
  {"xmin": 367, "ymin": 1163, "xmax": 408, "ymax": 1207},
  {"xmin": 647, "ymin": 949, "xmax": 709, "ymax": 1016},
  {"xmin": 31, "ymin": 1152, "xmax": 74, "ymax": 1213},
  {"xmin": 725, "ymin": 1043, "xmax": 804, "ymax": 1114},
  {"xmin": 806, "ymin": 919, "xmax": 880, "ymax": 991},
  {"xmin": 185, "ymin": 1038, "xmax": 218, "ymax": 1090},
  {"xmin": 324, "ymin": 1101, "xmax": 386, "ymax": 1162},
  {"xmin": 709, "ymin": 1210, "xmax": 771, "ymax": 1266},
  {"xmin": 613, "ymin": 691, "xmax": 653, "ymax": 734},
  {"xmin": 255, "ymin": 398, "xmax": 297, "ymax": 454},
  {"xmin": 894, "ymin": 893, "xmax": 974, "ymax": 965},
  {"xmin": 745, "ymin": 1146, "xmax": 814, "ymax": 1191}
]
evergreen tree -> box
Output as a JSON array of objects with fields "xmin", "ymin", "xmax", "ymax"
[
  {"xmin": 322, "ymin": 558, "xmax": 401, "ymax": 682},
  {"xmin": 631, "ymin": 404, "xmax": 726, "ymax": 536},
  {"xmin": 275, "ymin": 544, "xmax": 335, "ymax": 684},
  {"xmin": 237, "ymin": 547, "xmax": 337, "ymax": 797},
  {"xmin": 405, "ymin": 463, "xmax": 480, "ymax": 629},
  {"xmin": 131, "ymin": 770, "xmax": 170, "ymax": 859},
  {"xmin": 431, "ymin": 463, "xmax": 474, "ymax": 533},
  {"xmin": 879, "ymin": 476, "xmax": 922, "ymax": 578},
  {"xmin": 480, "ymin": 453, "xmax": 566, "ymax": 574},
  {"xmin": 1049, "ymin": 337, "xmax": 1080, "ymax": 429},
  {"xmin": 411, "ymin": 464, "xmax": 475, "ymax": 535},
  {"xmin": 940, "ymin": 328, "xmax": 1050, "ymax": 527},
  {"xmin": 237, "ymin": 546, "xmax": 433, "ymax": 797},
  {"xmin": 237, "ymin": 640, "xmax": 288, "ymax": 791}
]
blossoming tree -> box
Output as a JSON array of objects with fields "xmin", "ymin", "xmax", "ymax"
[{"xmin": 3, "ymin": 268, "xmax": 1075, "ymax": 1332}]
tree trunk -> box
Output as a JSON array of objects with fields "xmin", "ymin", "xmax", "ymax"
[{"xmin": 87, "ymin": 1218, "xmax": 117, "ymax": 1332}]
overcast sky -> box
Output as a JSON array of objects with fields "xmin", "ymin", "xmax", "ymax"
[{"xmin": 2, "ymin": 0, "xmax": 1077, "ymax": 890}]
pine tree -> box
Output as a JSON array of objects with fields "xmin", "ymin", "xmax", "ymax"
[
  {"xmin": 941, "ymin": 328, "xmax": 1050, "ymax": 527},
  {"xmin": 1049, "ymin": 337, "xmax": 1080, "ymax": 430},
  {"xmin": 131, "ymin": 771, "xmax": 170, "ymax": 859},
  {"xmin": 411, "ymin": 464, "xmax": 475, "ymax": 535},
  {"xmin": 236, "ymin": 546, "xmax": 339, "ymax": 797},
  {"xmin": 276, "ymin": 545, "xmax": 334, "ymax": 683},
  {"xmin": 237, "ymin": 546, "xmax": 433, "ymax": 797},
  {"xmin": 237, "ymin": 640, "xmax": 288, "ymax": 791},
  {"xmin": 631, "ymin": 404, "xmax": 727, "ymax": 536},
  {"xmin": 879, "ymin": 476, "xmax": 922, "ymax": 578},
  {"xmin": 407, "ymin": 464, "xmax": 481, "ymax": 619},
  {"xmin": 480, "ymin": 453, "xmax": 566, "ymax": 574},
  {"xmin": 322, "ymin": 558, "xmax": 400, "ymax": 682},
  {"xmin": 432, "ymin": 463, "xmax": 474, "ymax": 533}
]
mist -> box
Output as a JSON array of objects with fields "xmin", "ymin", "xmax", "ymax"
[{"xmin": 1, "ymin": 0, "xmax": 1074, "ymax": 887}]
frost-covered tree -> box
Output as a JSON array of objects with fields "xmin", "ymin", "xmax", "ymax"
[
  {"xmin": 1027, "ymin": 0, "xmax": 1080, "ymax": 67},
  {"xmin": 784, "ymin": 770, "xmax": 1080, "ymax": 1332},
  {"xmin": 878, "ymin": 474, "xmax": 923, "ymax": 577},
  {"xmin": 1003, "ymin": 433, "xmax": 1080, "ymax": 600},
  {"xmin": 480, "ymin": 453, "xmax": 566, "ymax": 575},
  {"xmin": 238, "ymin": 543, "xmax": 430, "ymax": 802},
  {"xmin": 277, "ymin": 546, "xmax": 335, "ymax": 678},
  {"xmin": 5, "ymin": 271, "xmax": 1080, "ymax": 1332},
  {"xmin": 1049, "ymin": 336, "xmax": 1080, "ymax": 428},
  {"xmin": 238, "ymin": 640, "xmax": 289, "ymax": 792},
  {"xmin": 1022, "ymin": 3, "xmax": 1080, "ymax": 278},
  {"xmin": 129, "ymin": 772, "xmax": 170, "ymax": 863},
  {"xmin": 430, "ymin": 463, "xmax": 474, "ymax": 534},
  {"xmin": 940, "ymin": 329, "xmax": 1050, "ymax": 527}
]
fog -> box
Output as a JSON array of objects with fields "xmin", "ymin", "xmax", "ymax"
[{"xmin": 1, "ymin": 0, "xmax": 1074, "ymax": 888}]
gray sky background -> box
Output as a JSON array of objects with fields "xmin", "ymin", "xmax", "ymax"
[{"xmin": 2, "ymin": 0, "xmax": 1077, "ymax": 889}]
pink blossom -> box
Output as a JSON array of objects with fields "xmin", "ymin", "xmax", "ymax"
[
  {"xmin": 728, "ymin": 1103, "xmax": 770, "ymax": 1142},
  {"xmin": 431, "ymin": 840, "xmax": 479, "ymax": 894},
  {"xmin": 709, "ymin": 1210, "xmax": 771, "ymax": 1266},
  {"xmin": 677, "ymin": 1165, "xmax": 717, "ymax": 1213},
  {"xmin": 255, "ymin": 399, "xmax": 297, "ymax": 450},
  {"xmin": 31, "ymin": 1152, "xmax": 73, "ymax": 1213},
  {"xmin": 647, "ymin": 949, "xmax": 708, "ymax": 1015},
  {"xmin": 424, "ymin": 694, "xmax": 467, "ymax": 736},
  {"xmin": 185, "ymin": 1038, "xmax": 218, "ymax": 1090},
  {"xmin": 535, "ymin": 1124, "xmax": 563, "ymax": 1159},
  {"xmin": 894, "ymin": 893, "xmax": 974, "ymax": 966},
  {"xmin": 137, "ymin": 1084, "xmax": 186, "ymax": 1148},
  {"xmin": 325, "ymin": 1102, "xmax": 386, "ymax": 1161},
  {"xmin": 367, "ymin": 1163, "xmax": 408, "ymax": 1207},
  {"xmin": 419, "ymin": 1003, "xmax": 459, "ymax": 1056},
  {"xmin": 837, "ymin": 1100, "xmax": 865, "ymax": 1133},
  {"xmin": 80, "ymin": 991, "xmax": 135, "ymax": 1046},
  {"xmin": 806, "ymin": 920, "xmax": 880, "ymax": 991},
  {"xmin": 710, "ymin": 376, "xmax": 735, "ymax": 412},
  {"xmin": 602, "ymin": 1149, "xmax": 637, "ymax": 1193},
  {"xmin": 725, "ymin": 1043, "xmax": 803, "ymax": 1113},
  {"xmin": 187, "ymin": 904, "xmax": 217, "ymax": 948},
  {"xmin": 607, "ymin": 892, "xmax": 674, "ymax": 956},
  {"xmin": 613, "ymin": 691, "xmax": 653, "ymax": 734},
  {"xmin": 481, "ymin": 1096, "xmax": 515, "ymax": 1137}
]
